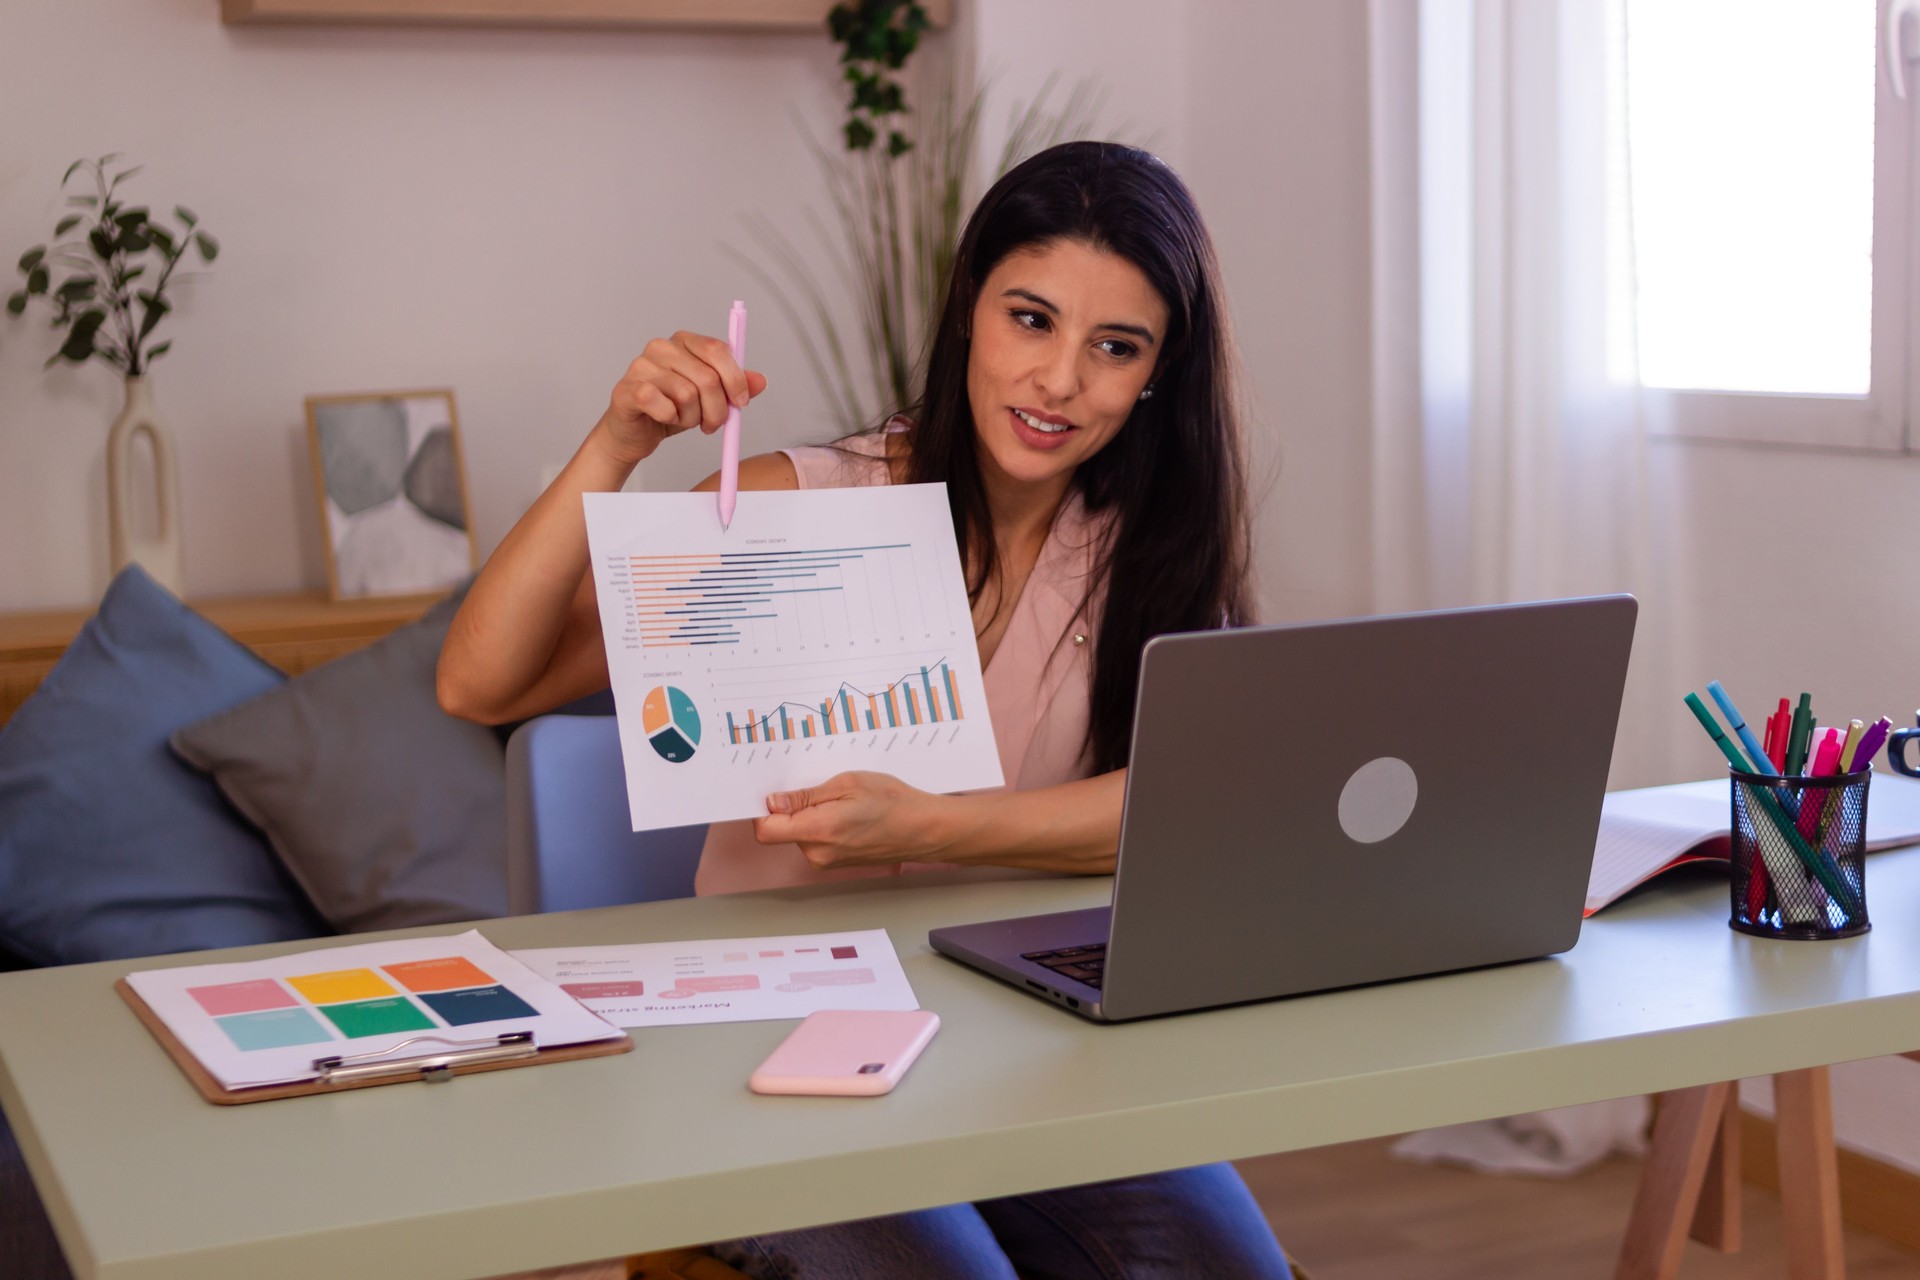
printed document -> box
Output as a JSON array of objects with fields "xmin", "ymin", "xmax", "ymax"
[
  {"xmin": 584, "ymin": 486, "xmax": 1004, "ymax": 830},
  {"xmin": 512, "ymin": 929, "xmax": 918, "ymax": 1027}
]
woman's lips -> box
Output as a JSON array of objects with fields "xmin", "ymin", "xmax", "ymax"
[{"xmin": 1008, "ymin": 407, "xmax": 1078, "ymax": 451}]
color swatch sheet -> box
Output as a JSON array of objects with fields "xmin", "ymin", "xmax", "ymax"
[
  {"xmin": 584, "ymin": 485, "xmax": 1005, "ymax": 830},
  {"xmin": 123, "ymin": 931, "xmax": 623, "ymax": 1090},
  {"xmin": 510, "ymin": 929, "xmax": 917, "ymax": 1027}
]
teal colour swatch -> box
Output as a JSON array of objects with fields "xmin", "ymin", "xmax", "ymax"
[{"xmin": 216, "ymin": 1007, "xmax": 334, "ymax": 1052}]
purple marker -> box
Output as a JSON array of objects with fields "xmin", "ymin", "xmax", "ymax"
[{"xmin": 1852, "ymin": 716, "xmax": 1893, "ymax": 771}]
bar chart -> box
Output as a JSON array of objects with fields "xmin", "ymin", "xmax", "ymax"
[
  {"xmin": 608, "ymin": 541, "xmax": 946, "ymax": 652},
  {"xmin": 720, "ymin": 658, "xmax": 964, "ymax": 745}
]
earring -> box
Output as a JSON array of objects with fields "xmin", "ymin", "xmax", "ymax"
[{"xmin": 1137, "ymin": 385, "xmax": 1155, "ymax": 402}]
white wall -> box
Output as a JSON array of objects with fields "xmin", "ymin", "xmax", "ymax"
[
  {"xmin": 967, "ymin": 0, "xmax": 1189, "ymax": 167},
  {"xmin": 0, "ymin": 0, "xmax": 859, "ymax": 609},
  {"xmin": 1186, "ymin": 1, "xmax": 1376, "ymax": 623}
]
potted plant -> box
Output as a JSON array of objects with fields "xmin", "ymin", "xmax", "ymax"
[{"xmin": 8, "ymin": 155, "xmax": 219, "ymax": 595}]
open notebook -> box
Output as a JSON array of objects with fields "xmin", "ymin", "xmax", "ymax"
[{"xmin": 1587, "ymin": 771, "xmax": 1920, "ymax": 916}]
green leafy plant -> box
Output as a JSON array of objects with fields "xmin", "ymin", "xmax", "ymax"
[
  {"xmin": 828, "ymin": 0, "xmax": 930, "ymax": 156},
  {"xmin": 7, "ymin": 154, "xmax": 218, "ymax": 375}
]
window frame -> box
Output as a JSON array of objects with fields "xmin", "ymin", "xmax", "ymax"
[{"xmin": 1632, "ymin": 0, "xmax": 1914, "ymax": 454}]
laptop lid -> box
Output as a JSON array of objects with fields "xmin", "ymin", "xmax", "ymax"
[{"xmin": 1094, "ymin": 595, "xmax": 1637, "ymax": 1022}]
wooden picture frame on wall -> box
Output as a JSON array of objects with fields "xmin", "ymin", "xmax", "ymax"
[{"xmin": 304, "ymin": 389, "xmax": 478, "ymax": 601}]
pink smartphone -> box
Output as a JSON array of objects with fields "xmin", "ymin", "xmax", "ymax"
[{"xmin": 748, "ymin": 1009, "xmax": 940, "ymax": 1096}]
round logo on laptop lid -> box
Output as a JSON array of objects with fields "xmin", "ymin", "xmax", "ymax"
[{"xmin": 1338, "ymin": 757, "xmax": 1419, "ymax": 844}]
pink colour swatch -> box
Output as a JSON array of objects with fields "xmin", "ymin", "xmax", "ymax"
[{"xmin": 188, "ymin": 979, "xmax": 298, "ymax": 1017}]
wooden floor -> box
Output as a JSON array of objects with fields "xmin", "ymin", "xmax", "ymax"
[{"xmin": 1236, "ymin": 1137, "xmax": 1920, "ymax": 1280}]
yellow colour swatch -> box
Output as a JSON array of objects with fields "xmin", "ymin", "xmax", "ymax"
[{"xmin": 286, "ymin": 968, "xmax": 397, "ymax": 1005}]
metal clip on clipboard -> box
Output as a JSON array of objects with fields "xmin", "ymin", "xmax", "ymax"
[{"xmin": 313, "ymin": 1031, "xmax": 537, "ymax": 1086}]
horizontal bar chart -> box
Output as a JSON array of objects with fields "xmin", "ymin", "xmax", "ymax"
[{"xmin": 616, "ymin": 544, "xmax": 907, "ymax": 650}]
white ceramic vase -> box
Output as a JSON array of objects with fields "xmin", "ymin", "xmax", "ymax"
[{"xmin": 106, "ymin": 375, "xmax": 186, "ymax": 596}]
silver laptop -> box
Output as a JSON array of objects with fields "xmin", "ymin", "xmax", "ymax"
[{"xmin": 929, "ymin": 596, "xmax": 1638, "ymax": 1022}]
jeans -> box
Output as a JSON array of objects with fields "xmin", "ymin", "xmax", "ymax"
[{"xmin": 710, "ymin": 1162, "xmax": 1290, "ymax": 1280}]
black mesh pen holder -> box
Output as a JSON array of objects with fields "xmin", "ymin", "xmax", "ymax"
[{"xmin": 1729, "ymin": 767, "xmax": 1871, "ymax": 940}]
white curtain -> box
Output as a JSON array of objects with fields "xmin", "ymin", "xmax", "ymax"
[
  {"xmin": 1372, "ymin": 0, "xmax": 1676, "ymax": 790},
  {"xmin": 1370, "ymin": 0, "xmax": 1671, "ymax": 1173}
]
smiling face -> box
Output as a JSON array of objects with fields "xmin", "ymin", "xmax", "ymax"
[{"xmin": 965, "ymin": 238, "xmax": 1169, "ymax": 494}]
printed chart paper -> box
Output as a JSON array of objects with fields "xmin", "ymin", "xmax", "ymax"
[
  {"xmin": 123, "ymin": 931, "xmax": 622, "ymax": 1090},
  {"xmin": 584, "ymin": 486, "xmax": 1004, "ymax": 830},
  {"xmin": 511, "ymin": 929, "xmax": 918, "ymax": 1027}
]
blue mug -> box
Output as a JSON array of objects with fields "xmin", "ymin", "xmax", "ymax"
[{"xmin": 1890, "ymin": 713, "xmax": 1920, "ymax": 777}]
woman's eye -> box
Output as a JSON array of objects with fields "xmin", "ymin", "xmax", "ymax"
[
  {"xmin": 1012, "ymin": 309, "xmax": 1050, "ymax": 331},
  {"xmin": 1098, "ymin": 339, "xmax": 1139, "ymax": 360}
]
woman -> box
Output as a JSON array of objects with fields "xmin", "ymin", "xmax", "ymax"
[{"xmin": 440, "ymin": 141, "xmax": 1288, "ymax": 1280}]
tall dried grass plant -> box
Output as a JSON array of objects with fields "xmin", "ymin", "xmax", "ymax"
[{"xmin": 728, "ymin": 74, "xmax": 1105, "ymax": 430}]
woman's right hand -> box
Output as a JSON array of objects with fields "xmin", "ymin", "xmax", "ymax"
[{"xmin": 598, "ymin": 331, "xmax": 768, "ymax": 464}]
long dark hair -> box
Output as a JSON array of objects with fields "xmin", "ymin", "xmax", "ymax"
[{"xmin": 890, "ymin": 140, "xmax": 1254, "ymax": 775}]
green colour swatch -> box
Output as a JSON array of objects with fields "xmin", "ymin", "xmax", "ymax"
[{"xmin": 319, "ymin": 996, "xmax": 437, "ymax": 1039}]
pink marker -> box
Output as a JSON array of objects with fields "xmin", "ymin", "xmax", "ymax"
[
  {"xmin": 718, "ymin": 299, "xmax": 747, "ymax": 530},
  {"xmin": 1797, "ymin": 726, "xmax": 1844, "ymax": 843}
]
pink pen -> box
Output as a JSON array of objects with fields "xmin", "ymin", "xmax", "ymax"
[
  {"xmin": 718, "ymin": 300, "xmax": 747, "ymax": 530},
  {"xmin": 1797, "ymin": 727, "xmax": 1843, "ymax": 842}
]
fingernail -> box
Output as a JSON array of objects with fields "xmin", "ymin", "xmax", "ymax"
[{"xmin": 766, "ymin": 792, "xmax": 790, "ymax": 814}]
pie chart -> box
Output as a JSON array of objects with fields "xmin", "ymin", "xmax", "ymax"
[{"xmin": 641, "ymin": 686, "xmax": 701, "ymax": 763}]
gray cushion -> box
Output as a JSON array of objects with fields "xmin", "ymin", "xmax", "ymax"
[
  {"xmin": 170, "ymin": 587, "xmax": 508, "ymax": 933},
  {"xmin": 0, "ymin": 566, "xmax": 326, "ymax": 966}
]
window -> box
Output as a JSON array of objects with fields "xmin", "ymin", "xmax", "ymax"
[{"xmin": 1614, "ymin": 0, "xmax": 1915, "ymax": 449}]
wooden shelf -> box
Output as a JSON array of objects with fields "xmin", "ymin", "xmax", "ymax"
[
  {"xmin": 0, "ymin": 590, "xmax": 444, "ymax": 727},
  {"xmin": 221, "ymin": 0, "xmax": 949, "ymax": 30}
]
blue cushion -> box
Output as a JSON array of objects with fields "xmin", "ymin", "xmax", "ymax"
[{"xmin": 0, "ymin": 567, "xmax": 327, "ymax": 966}]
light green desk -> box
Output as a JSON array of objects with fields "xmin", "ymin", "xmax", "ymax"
[{"xmin": 5, "ymin": 853, "xmax": 1920, "ymax": 1280}]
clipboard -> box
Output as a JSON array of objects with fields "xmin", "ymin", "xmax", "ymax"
[{"xmin": 116, "ymin": 979, "xmax": 633, "ymax": 1105}]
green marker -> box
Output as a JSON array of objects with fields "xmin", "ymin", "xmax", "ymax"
[
  {"xmin": 1683, "ymin": 693, "xmax": 1861, "ymax": 923},
  {"xmin": 1685, "ymin": 692, "xmax": 1754, "ymax": 773},
  {"xmin": 1785, "ymin": 693, "xmax": 1813, "ymax": 776}
]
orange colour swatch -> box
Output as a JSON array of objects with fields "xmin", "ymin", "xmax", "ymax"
[{"xmin": 382, "ymin": 956, "xmax": 498, "ymax": 993}]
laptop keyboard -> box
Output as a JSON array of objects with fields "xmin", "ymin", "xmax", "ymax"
[{"xmin": 1021, "ymin": 943, "xmax": 1107, "ymax": 990}]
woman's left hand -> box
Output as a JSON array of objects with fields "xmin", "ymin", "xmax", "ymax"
[{"xmin": 752, "ymin": 771, "xmax": 955, "ymax": 870}]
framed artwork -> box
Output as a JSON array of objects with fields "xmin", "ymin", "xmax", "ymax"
[{"xmin": 305, "ymin": 389, "xmax": 477, "ymax": 600}]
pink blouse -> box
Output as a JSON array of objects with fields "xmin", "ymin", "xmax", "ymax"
[{"xmin": 693, "ymin": 431, "xmax": 1111, "ymax": 895}]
